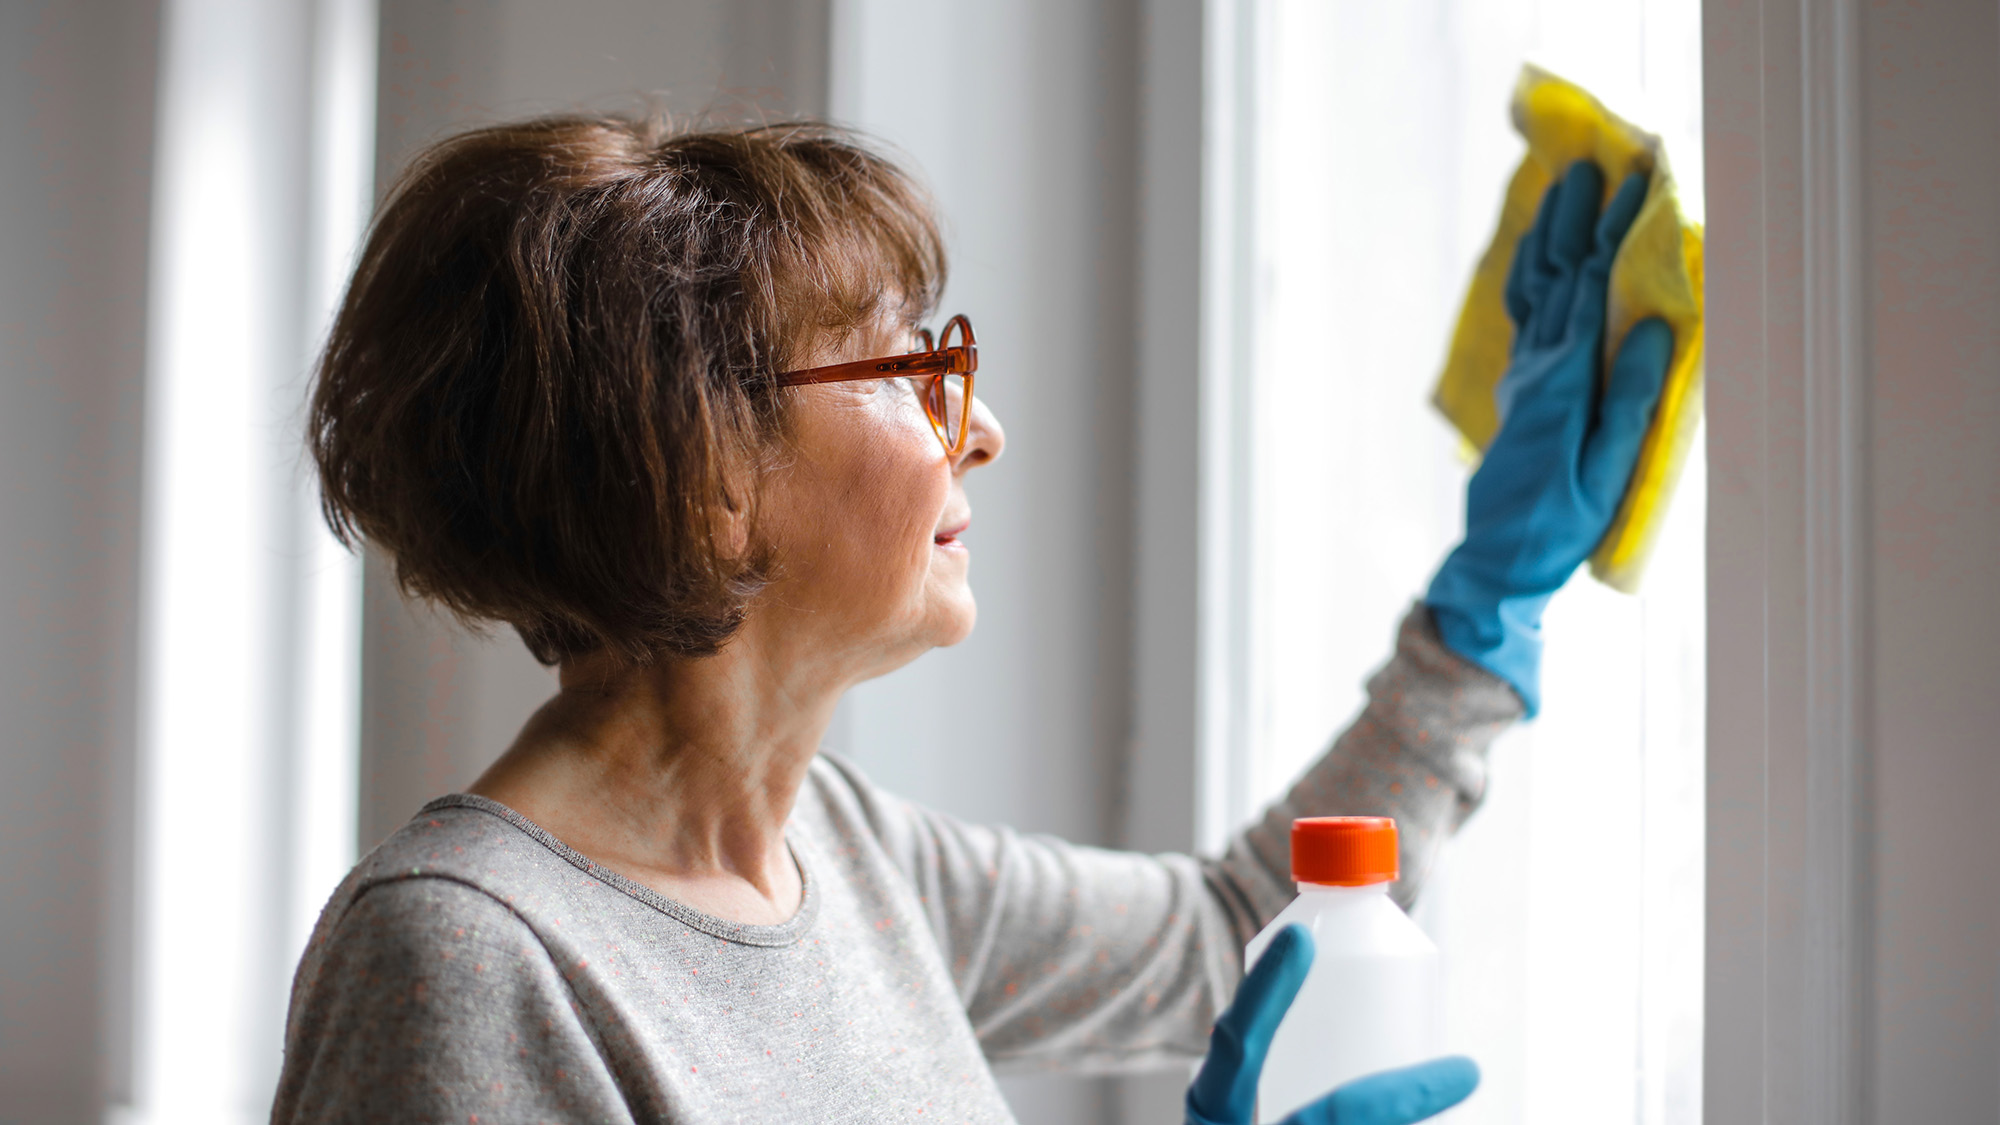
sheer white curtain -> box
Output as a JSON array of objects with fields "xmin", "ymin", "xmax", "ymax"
[{"xmin": 1234, "ymin": 2, "xmax": 1704, "ymax": 1122}]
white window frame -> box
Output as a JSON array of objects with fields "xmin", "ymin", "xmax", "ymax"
[{"xmin": 1701, "ymin": 0, "xmax": 1873, "ymax": 1120}]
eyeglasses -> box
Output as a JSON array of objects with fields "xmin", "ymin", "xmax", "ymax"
[{"xmin": 775, "ymin": 314, "xmax": 978, "ymax": 456}]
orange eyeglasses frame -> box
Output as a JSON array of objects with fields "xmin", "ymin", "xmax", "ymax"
[{"xmin": 775, "ymin": 314, "xmax": 978, "ymax": 456}]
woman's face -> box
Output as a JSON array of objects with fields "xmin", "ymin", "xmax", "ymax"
[{"xmin": 749, "ymin": 315, "xmax": 1005, "ymax": 684}]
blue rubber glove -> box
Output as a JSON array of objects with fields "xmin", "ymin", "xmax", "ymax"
[
  {"xmin": 1425, "ymin": 161, "xmax": 1675, "ymax": 717},
  {"xmin": 1186, "ymin": 925, "xmax": 1479, "ymax": 1125}
]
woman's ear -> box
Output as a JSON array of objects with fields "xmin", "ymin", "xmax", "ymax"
[{"xmin": 716, "ymin": 494, "xmax": 752, "ymax": 560}]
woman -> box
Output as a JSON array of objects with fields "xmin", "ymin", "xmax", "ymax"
[{"xmin": 275, "ymin": 115, "xmax": 1666, "ymax": 1123}]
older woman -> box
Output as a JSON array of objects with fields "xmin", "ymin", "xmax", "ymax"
[{"xmin": 274, "ymin": 116, "xmax": 1665, "ymax": 1123}]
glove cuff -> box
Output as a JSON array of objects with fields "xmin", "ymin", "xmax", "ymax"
[
  {"xmin": 1424, "ymin": 575, "xmax": 1549, "ymax": 718},
  {"xmin": 1183, "ymin": 1092, "xmax": 1230, "ymax": 1125}
]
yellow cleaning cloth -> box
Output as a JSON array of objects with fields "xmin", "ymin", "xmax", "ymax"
[{"xmin": 1433, "ymin": 65, "xmax": 1705, "ymax": 593}]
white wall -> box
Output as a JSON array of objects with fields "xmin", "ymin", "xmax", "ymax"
[
  {"xmin": 1856, "ymin": 5, "xmax": 2000, "ymax": 1114},
  {"xmin": 0, "ymin": 4, "xmax": 159, "ymax": 1121}
]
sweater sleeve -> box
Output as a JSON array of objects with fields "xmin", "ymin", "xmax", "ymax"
[
  {"xmin": 1205, "ymin": 602, "xmax": 1524, "ymax": 932},
  {"xmin": 819, "ymin": 605, "xmax": 1519, "ymax": 1074},
  {"xmin": 270, "ymin": 877, "xmax": 635, "ymax": 1125},
  {"xmin": 812, "ymin": 751, "xmax": 1243, "ymax": 1074}
]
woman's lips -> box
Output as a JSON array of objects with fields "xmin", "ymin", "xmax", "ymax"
[{"xmin": 934, "ymin": 519, "xmax": 970, "ymax": 547}]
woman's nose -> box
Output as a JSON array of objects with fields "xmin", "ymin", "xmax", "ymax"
[{"xmin": 954, "ymin": 395, "xmax": 1004, "ymax": 471}]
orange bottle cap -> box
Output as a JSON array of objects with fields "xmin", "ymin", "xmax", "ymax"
[{"xmin": 1291, "ymin": 817, "xmax": 1399, "ymax": 886}]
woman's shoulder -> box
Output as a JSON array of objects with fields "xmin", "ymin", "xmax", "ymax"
[
  {"xmin": 797, "ymin": 751, "xmax": 914, "ymax": 844},
  {"xmin": 307, "ymin": 864, "xmax": 535, "ymax": 973},
  {"xmin": 274, "ymin": 818, "xmax": 621, "ymax": 1122},
  {"xmin": 793, "ymin": 751, "xmax": 947, "ymax": 879},
  {"xmin": 795, "ymin": 752, "xmax": 1015, "ymax": 892},
  {"xmin": 298, "ymin": 796, "xmax": 610, "ymax": 981},
  {"xmin": 300, "ymin": 799, "xmax": 557, "ymax": 967},
  {"xmin": 349, "ymin": 794, "xmax": 565, "ymax": 898},
  {"xmin": 800, "ymin": 749, "xmax": 875, "ymax": 810}
]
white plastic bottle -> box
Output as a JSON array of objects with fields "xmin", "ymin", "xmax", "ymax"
[{"xmin": 1243, "ymin": 816, "xmax": 1442, "ymax": 1123}]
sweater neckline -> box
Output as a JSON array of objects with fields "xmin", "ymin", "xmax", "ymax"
[{"xmin": 420, "ymin": 792, "xmax": 820, "ymax": 948}]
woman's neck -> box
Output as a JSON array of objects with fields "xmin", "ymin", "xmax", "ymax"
[{"xmin": 467, "ymin": 626, "xmax": 843, "ymax": 926}]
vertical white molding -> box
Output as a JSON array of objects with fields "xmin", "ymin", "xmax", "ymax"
[
  {"xmin": 1798, "ymin": 0, "xmax": 1872, "ymax": 1119},
  {"xmin": 1118, "ymin": 5, "xmax": 1226, "ymax": 1112},
  {"xmin": 1125, "ymin": 0, "xmax": 1262, "ymax": 859},
  {"xmin": 1193, "ymin": 0, "xmax": 1261, "ymax": 855},
  {"xmin": 1704, "ymin": 0, "xmax": 1874, "ymax": 1120},
  {"xmin": 289, "ymin": 0, "xmax": 375, "ymax": 969}
]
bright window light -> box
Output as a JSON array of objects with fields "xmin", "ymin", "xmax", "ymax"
[
  {"xmin": 136, "ymin": 4, "xmax": 277, "ymax": 1117},
  {"xmin": 289, "ymin": 0, "xmax": 375, "ymax": 968},
  {"xmin": 1236, "ymin": 2, "xmax": 1704, "ymax": 1122},
  {"xmin": 126, "ymin": 1, "xmax": 373, "ymax": 1120}
]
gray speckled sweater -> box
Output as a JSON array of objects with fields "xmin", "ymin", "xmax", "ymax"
[{"xmin": 271, "ymin": 606, "xmax": 1518, "ymax": 1124}]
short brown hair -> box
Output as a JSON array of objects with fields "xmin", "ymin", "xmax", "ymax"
[{"xmin": 310, "ymin": 115, "xmax": 946, "ymax": 665}]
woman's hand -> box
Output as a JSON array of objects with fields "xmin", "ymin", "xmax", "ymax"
[
  {"xmin": 1185, "ymin": 925, "xmax": 1479, "ymax": 1125},
  {"xmin": 1425, "ymin": 160, "xmax": 1674, "ymax": 717}
]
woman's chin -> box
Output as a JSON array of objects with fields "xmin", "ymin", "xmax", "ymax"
[
  {"xmin": 855, "ymin": 598, "xmax": 975, "ymax": 683},
  {"xmin": 927, "ymin": 589, "xmax": 978, "ymax": 648}
]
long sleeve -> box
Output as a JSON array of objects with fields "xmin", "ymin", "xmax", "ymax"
[
  {"xmin": 272, "ymin": 877, "xmax": 635, "ymax": 1125},
  {"xmin": 811, "ymin": 603, "xmax": 1520, "ymax": 1074},
  {"xmin": 807, "ymin": 753, "xmax": 1242, "ymax": 1074}
]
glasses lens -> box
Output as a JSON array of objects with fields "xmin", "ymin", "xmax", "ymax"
[{"xmin": 927, "ymin": 373, "xmax": 968, "ymax": 451}]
